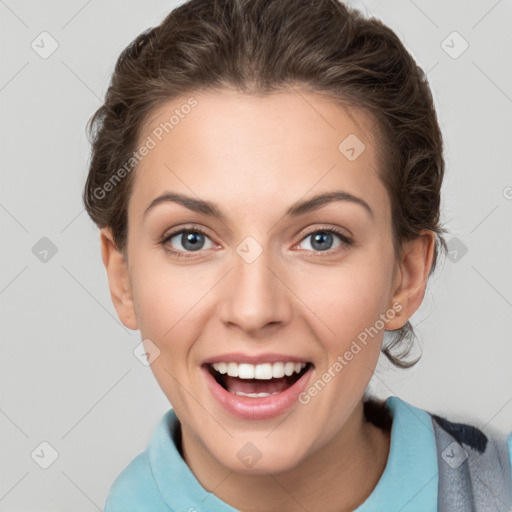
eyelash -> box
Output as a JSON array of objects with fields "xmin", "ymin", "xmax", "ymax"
[{"xmin": 159, "ymin": 225, "xmax": 353, "ymax": 259}]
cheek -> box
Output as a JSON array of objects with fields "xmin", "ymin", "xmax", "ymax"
[
  {"xmin": 299, "ymin": 257, "xmax": 394, "ymax": 340},
  {"xmin": 130, "ymin": 256, "xmax": 216, "ymax": 350},
  {"xmin": 129, "ymin": 262, "xmax": 207, "ymax": 405},
  {"xmin": 294, "ymin": 256, "xmax": 395, "ymax": 395}
]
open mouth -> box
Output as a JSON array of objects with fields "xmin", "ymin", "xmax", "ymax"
[{"xmin": 206, "ymin": 361, "xmax": 313, "ymax": 397}]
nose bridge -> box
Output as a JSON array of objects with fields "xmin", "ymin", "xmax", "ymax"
[{"xmin": 218, "ymin": 236, "xmax": 290, "ymax": 333}]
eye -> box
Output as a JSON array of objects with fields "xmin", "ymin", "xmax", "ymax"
[
  {"xmin": 160, "ymin": 227, "xmax": 216, "ymax": 258},
  {"xmin": 160, "ymin": 225, "xmax": 352, "ymax": 259},
  {"xmin": 296, "ymin": 227, "xmax": 352, "ymax": 254}
]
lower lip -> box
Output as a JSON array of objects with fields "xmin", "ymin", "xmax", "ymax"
[{"xmin": 202, "ymin": 365, "xmax": 314, "ymax": 420}]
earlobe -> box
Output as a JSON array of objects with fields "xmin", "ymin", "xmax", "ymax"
[
  {"xmin": 385, "ymin": 230, "xmax": 436, "ymax": 331},
  {"xmin": 100, "ymin": 228, "xmax": 138, "ymax": 330}
]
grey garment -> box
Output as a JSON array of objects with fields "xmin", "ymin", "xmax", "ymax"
[{"xmin": 432, "ymin": 414, "xmax": 512, "ymax": 511}]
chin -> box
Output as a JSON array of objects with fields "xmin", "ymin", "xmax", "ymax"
[{"xmin": 211, "ymin": 439, "xmax": 309, "ymax": 476}]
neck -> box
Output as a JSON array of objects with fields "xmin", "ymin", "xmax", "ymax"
[{"xmin": 180, "ymin": 398, "xmax": 391, "ymax": 512}]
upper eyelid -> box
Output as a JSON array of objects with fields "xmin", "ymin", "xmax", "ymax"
[
  {"xmin": 296, "ymin": 225, "xmax": 352, "ymax": 241},
  {"xmin": 162, "ymin": 225, "xmax": 215, "ymax": 242}
]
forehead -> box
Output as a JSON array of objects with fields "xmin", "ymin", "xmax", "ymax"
[{"xmin": 130, "ymin": 88, "xmax": 388, "ymax": 222}]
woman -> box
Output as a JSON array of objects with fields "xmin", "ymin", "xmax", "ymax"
[{"xmin": 83, "ymin": 0, "xmax": 512, "ymax": 510}]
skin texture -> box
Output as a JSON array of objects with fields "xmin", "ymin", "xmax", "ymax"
[{"xmin": 100, "ymin": 88, "xmax": 435, "ymax": 512}]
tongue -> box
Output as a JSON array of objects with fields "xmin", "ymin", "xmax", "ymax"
[{"xmin": 225, "ymin": 376, "xmax": 292, "ymax": 394}]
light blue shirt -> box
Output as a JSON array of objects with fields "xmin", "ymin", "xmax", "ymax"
[{"xmin": 104, "ymin": 396, "xmax": 512, "ymax": 511}]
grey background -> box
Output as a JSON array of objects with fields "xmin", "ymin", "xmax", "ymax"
[{"xmin": 1, "ymin": 0, "xmax": 511, "ymax": 510}]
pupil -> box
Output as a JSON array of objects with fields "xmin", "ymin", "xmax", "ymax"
[
  {"xmin": 183, "ymin": 232, "xmax": 204, "ymax": 251},
  {"xmin": 312, "ymin": 232, "xmax": 332, "ymax": 251}
]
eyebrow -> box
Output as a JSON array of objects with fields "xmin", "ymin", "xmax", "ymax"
[{"xmin": 143, "ymin": 190, "xmax": 373, "ymax": 220}]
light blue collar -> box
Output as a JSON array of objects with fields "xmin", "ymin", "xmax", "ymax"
[
  {"xmin": 149, "ymin": 408, "xmax": 240, "ymax": 512},
  {"xmin": 149, "ymin": 396, "xmax": 438, "ymax": 511},
  {"xmin": 355, "ymin": 396, "xmax": 438, "ymax": 511}
]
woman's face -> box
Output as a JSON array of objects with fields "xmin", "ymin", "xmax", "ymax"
[{"xmin": 114, "ymin": 88, "xmax": 406, "ymax": 474}]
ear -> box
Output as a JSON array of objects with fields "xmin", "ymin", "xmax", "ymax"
[
  {"xmin": 385, "ymin": 230, "xmax": 436, "ymax": 330},
  {"xmin": 100, "ymin": 228, "xmax": 138, "ymax": 330}
]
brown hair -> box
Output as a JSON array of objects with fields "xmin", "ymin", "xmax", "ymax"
[{"xmin": 83, "ymin": 0, "xmax": 446, "ymax": 368}]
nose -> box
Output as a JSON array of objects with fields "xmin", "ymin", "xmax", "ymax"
[{"xmin": 217, "ymin": 242, "xmax": 292, "ymax": 336}]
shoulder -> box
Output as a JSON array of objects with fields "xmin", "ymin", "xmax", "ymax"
[
  {"xmin": 104, "ymin": 450, "xmax": 170, "ymax": 512},
  {"xmin": 427, "ymin": 408, "xmax": 512, "ymax": 509},
  {"xmin": 429, "ymin": 409, "xmax": 511, "ymax": 464}
]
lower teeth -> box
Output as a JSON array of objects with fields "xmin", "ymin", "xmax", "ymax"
[{"xmin": 233, "ymin": 391, "xmax": 281, "ymax": 397}]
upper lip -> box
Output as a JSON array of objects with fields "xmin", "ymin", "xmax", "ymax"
[{"xmin": 202, "ymin": 352, "xmax": 312, "ymax": 365}]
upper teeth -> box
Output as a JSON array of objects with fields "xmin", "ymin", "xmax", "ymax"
[{"xmin": 211, "ymin": 361, "xmax": 307, "ymax": 379}]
